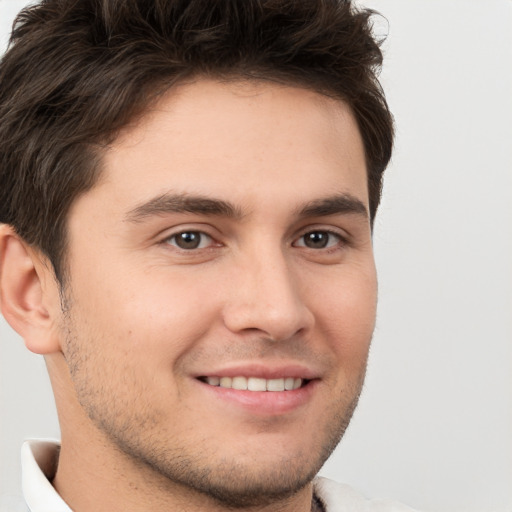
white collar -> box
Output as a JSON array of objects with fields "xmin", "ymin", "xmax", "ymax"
[{"xmin": 21, "ymin": 440, "xmax": 72, "ymax": 512}]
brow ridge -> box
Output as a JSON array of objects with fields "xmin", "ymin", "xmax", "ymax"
[
  {"xmin": 125, "ymin": 192, "xmax": 368, "ymax": 224},
  {"xmin": 297, "ymin": 194, "xmax": 368, "ymax": 219},
  {"xmin": 125, "ymin": 193, "xmax": 244, "ymax": 222}
]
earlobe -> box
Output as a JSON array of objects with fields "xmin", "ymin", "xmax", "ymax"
[{"xmin": 0, "ymin": 225, "xmax": 61, "ymax": 354}]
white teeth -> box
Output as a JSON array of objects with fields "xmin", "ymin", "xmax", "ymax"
[
  {"xmin": 219, "ymin": 377, "xmax": 232, "ymax": 388},
  {"xmin": 231, "ymin": 376, "xmax": 248, "ymax": 390},
  {"xmin": 206, "ymin": 376, "xmax": 303, "ymax": 391},
  {"xmin": 206, "ymin": 376, "xmax": 220, "ymax": 386},
  {"xmin": 267, "ymin": 378, "xmax": 285, "ymax": 391},
  {"xmin": 248, "ymin": 377, "xmax": 267, "ymax": 391},
  {"xmin": 284, "ymin": 377, "xmax": 295, "ymax": 390}
]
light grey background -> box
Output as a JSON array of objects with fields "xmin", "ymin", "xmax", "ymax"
[{"xmin": 1, "ymin": 1, "xmax": 511, "ymax": 511}]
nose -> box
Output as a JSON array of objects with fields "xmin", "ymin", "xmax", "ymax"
[{"xmin": 222, "ymin": 251, "xmax": 314, "ymax": 342}]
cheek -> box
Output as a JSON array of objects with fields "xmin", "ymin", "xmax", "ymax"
[
  {"xmin": 312, "ymin": 265, "xmax": 377, "ymax": 359},
  {"xmin": 69, "ymin": 267, "xmax": 221, "ymax": 368}
]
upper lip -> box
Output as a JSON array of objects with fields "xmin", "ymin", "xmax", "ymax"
[{"xmin": 194, "ymin": 362, "xmax": 321, "ymax": 381}]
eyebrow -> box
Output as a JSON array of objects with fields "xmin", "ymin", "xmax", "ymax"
[
  {"xmin": 297, "ymin": 194, "xmax": 369, "ymax": 220},
  {"xmin": 125, "ymin": 193, "xmax": 244, "ymax": 223},
  {"xmin": 125, "ymin": 192, "xmax": 368, "ymax": 224}
]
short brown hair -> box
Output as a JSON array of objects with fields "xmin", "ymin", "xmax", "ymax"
[{"xmin": 0, "ymin": 0, "xmax": 393, "ymax": 283}]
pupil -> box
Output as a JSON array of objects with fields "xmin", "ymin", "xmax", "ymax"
[
  {"xmin": 177, "ymin": 232, "xmax": 200, "ymax": 249},
  {"xmin": 305, "ymin": 232, "xmax": 328, "ymax": 248}
]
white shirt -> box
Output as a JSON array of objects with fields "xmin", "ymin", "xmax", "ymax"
[{"xmin": 6, "ymin": 440, "xmax": 417, "ymax": 512}]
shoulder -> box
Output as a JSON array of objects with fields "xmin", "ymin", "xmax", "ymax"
[{"xmin": 314, "ymin": 477, "xmax": 419, "ymax": 512}]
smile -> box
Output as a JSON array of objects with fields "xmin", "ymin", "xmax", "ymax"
[{"xmin": 200, "ymin": 376, "xmax": 305, "ymax": 391}]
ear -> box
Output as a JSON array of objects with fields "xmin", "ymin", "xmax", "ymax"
[{"xmin": 0, "ymin": 225, "xmax": 62, "ymax": 354}]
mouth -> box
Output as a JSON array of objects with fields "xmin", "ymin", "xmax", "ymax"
[
  {"xmin": 195, "ymin": 368, "xmax": 319, "ymax": 415},
  {"xmin": 198, "ymin": 376, "xmax": 309, "ymax": 392}
]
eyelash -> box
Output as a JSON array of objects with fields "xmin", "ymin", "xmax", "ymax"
[{"xmin": 162, "ymin": 229, "xmax": 347, "ymax": 252}]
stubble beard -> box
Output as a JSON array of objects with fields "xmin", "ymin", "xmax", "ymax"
[
  {"xmin": 95, "ymin": 383, "xmax": 364, "ymax": 509},
  {"xmin": 72, "ymin": 367, "xmax": 364, "ymax": 508},
  {"xmin": 60, "ymin": 303, "xmax": 367, "ymax": 509}
]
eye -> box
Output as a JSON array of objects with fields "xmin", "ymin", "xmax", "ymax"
[
  {"xmin": 165, "ymin": 231, "xmax": 214, "ymax": 250},
  {"xmin": 294, "ymin": 230, "xmax": 343, "ymax": 250}
]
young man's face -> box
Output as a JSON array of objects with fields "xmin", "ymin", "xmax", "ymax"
[{"xmin": 56, "ymin": 79, "xmax": 376, "ymax": 505}]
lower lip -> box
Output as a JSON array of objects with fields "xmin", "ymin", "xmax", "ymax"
[{"xmin": 196, "ymin": 379, "xmax": 319, "ymax": 416}]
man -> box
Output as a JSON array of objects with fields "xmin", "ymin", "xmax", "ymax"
[{"xmin": 0, "ymin": 0, "xmax": 414, "ymax": 510}]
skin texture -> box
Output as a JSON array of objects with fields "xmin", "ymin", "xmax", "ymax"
[{"xmin": 0, "ymin": 79, "xmax": 377, "ymax": 512}]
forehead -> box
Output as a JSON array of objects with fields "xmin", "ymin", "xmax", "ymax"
[{"xmin": 79, "ymin": 79, "xmax": 368, "ymax": 219}]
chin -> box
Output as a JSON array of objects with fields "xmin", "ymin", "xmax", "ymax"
[
  {"xmin": 126, "ymin": 409, "xmax": 350, "ymax": 509},
  {"xmin": 161, "ymin": 454, "xmax": 323, "ymax": 508}
]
